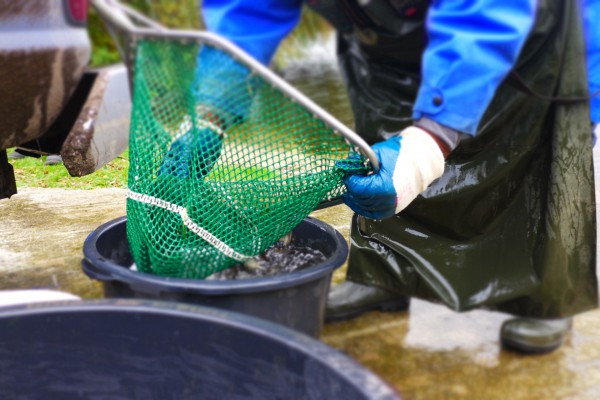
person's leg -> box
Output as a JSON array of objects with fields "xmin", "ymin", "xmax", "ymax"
[{"xmin": 326, "ymin": 214, "xmax": 412, "ymax": 322}]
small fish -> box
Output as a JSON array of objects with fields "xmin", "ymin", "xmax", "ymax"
[
  {"xmin": 244, "ymin": 258, "xmax": 262, "ymax": 271},
  {"xmin": 278, "ymin": 232, "xmax": 293, "ymax": 247}
]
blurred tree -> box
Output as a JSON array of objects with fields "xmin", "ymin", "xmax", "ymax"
[{"xmin": 88, "ymin": 0, "xmax": 202, "ymax": 66}]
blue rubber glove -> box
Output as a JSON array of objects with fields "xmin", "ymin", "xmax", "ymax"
[
  {"xmin": 160, "ymin": 122, "xmax": 223, "ymax": 179},
  {"xmin": 342, "ymin": 127, "xmax": 446, "ymax": 220}
]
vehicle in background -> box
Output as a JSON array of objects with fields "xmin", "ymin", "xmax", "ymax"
[{"xmin": 0, "ymin": 0, "xmax": 130, "ymax": 199}]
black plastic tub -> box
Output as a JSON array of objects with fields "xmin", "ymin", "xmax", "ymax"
[
  {"xmin": 0, "ymin": 300, "xmax": 400, "ymax": 399},
  {"xmin": 82, "ymin": 216, "xmax": 348, "ymax": 337}
]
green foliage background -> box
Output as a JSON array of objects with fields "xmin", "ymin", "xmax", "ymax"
[{"xmin": 89, "ymin": 0, "xmax": 203, "ymax": 66}]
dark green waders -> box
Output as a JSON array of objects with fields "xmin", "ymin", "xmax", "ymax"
[{"xmin": 332, "ymin": 0, "xmax": 598, "ymax": 318}]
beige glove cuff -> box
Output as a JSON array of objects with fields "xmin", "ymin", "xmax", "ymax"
[{"xmin": 392, "ymin": 126, "xmax": 446, "ymax": 213}]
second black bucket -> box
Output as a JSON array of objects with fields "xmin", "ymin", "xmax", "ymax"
[
  {"xmin": 82, "ymin": 216, "xmax": 348, "ymax": 337},
  {"xmin": 0, "ymin": 299, "xmax": 400, "ymax": 399}
]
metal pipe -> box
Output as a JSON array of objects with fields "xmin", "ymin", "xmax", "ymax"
[{"xmin": 90, "ymin": 0, "xmax": 136, "ymax": 32}]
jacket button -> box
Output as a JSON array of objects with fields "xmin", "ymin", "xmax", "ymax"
[{"xmin": 433, "ymin": 96, "xmax": 443, "ymax": 106}]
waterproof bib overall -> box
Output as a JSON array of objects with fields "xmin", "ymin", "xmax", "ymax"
[{"xmin": 309, "ymin": 0, "xmax": 598, "ymax": 318}]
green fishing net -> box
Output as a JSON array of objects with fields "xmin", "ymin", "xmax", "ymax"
[{"xmin": 126, "ymin": 37, "xmax": 368, "ymax": 279}]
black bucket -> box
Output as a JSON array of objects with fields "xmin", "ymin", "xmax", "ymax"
[
  {"xmin": 82, "ymin": 216, "xmax": 348, "ymax": 337},
  {"xmin": 0, "ymin": 300, "xmax": 400, "ymax": 399}
]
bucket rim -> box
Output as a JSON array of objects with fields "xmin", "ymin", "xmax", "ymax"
[
  {"xmin": 0, "ymin": 299, "xmax": 400, "ymax": 400},
  {"xmin": 82, "ymin": 216, "xmax": 348, "ymax": 295}
]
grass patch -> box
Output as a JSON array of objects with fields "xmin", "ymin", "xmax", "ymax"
[{"xmin": 7, "ymin": 148, "xmax": 129, "ymax": 189}]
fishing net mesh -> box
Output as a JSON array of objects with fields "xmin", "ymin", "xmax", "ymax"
[{"xmin": 126, "ymin": 38, "xmax": 368, "ymax": 279}]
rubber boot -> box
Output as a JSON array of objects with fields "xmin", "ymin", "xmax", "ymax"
[
  {"xmin": 325, "ymin": 281, "xmax": 410, "ymax": 322},
  {"xmin": 500, "ymin": 317, "xmax": 573, "ymax": 354}
]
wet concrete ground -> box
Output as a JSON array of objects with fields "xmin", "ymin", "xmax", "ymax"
[{"xmin": 1, "ymin": 183, "xmax": 599, "ymax": 399}]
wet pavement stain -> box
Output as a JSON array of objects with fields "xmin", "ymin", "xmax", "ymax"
[
  {"xmin": 321, "ymin": 301, "xmax": 600, "ymax": 399},
  {"xmin": 0, "ymin": 187, "xmax": 126, "ymax": 298},
  {"xmin": 1, "ymin": 188, "xmax": 600, "ymax": 399}
]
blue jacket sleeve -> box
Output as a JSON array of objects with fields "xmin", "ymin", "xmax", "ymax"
[
  {"xmin": 584, "ymin": 0, "xmax": 600, "ymax": 123},
  {"xmin": 202, "ymin": 0, "xmax": 303, "ymax": 65},
  {"xmin": 412, "ymin": 0, "xmax": 537, "ymax": 135}
]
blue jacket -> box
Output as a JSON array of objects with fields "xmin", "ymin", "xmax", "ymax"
[
  {"xmin": 584, "ymin": 0, "xmax": 600, "ymax": 123},
  {"xmin": 202, "ymin": 0, "xmax": 600, "ymax": 133}
]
